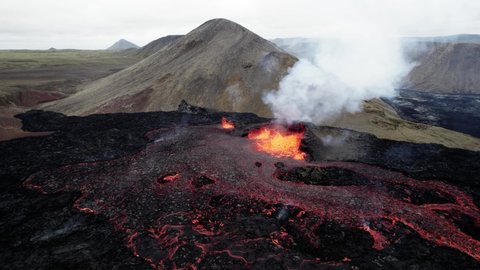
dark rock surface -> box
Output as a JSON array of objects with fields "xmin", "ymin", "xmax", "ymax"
[
  {"xmin": 383, "ymin": 89, "xmax": 480, "ymax": 138},
  {"xmin": 0, "ymin": 110, "xmax": 479, "ymax": 269},
  {"xmin": 306, "ymin": 125, "xmax": 480, "ymax": 192}
]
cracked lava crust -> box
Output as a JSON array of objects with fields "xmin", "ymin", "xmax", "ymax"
[{"xmin": 21, "ymin": 122, "xmax": 480, "ymax": 269}]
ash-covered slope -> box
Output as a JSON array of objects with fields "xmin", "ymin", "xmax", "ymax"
[
  {"xmin": 43, "ymin": 19, "xmax": 296, "ymax": 116},
  {"xmin": 402, "ymin": 42, "xmax": 480, "ymax": 94}
]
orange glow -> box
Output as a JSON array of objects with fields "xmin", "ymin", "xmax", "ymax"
[
  {"xmin": 248, "ymin": 126, "xmax": 306, "ymax": 160},
  {"xmin": 162, "ymin": 173, "xmax": 180, "ymax": 182},
  {"xmin": 221, "ymin": 117, "xmax": 235, "ymax": 129}
]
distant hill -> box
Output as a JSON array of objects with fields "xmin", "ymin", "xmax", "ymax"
[
  {"xmin": 43, "ymin": 19, "xmax": 296, "ymax": 115},
  {"xmin": 136, "ymin": 35, "xmax": 183, "ymax": 57},
  {"xmin": 402, "ymin": 42, "xmax": 480, "ymax": 94},
  {"xmin": 107, "ymin": 39, "xmax": 139, "ymax": 51},
  {"xmin": 403, "ymin": 34, "xmax": 480, "ymax": 44}
]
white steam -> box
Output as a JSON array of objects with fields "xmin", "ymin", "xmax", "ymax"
[
  {"xmin": 264, "ymin": 36, "xmax": 410, "ymax": 123},
  {"xmin": 261, "ymin": 0, "xmax": 480, "ymax": 124}
]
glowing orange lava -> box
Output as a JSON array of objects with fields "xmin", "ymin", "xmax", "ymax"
[
  {"xmin": 221, "ymin": 117, "xmax": 235, "ymax": 129},
  {"xmin": 248, "ymin": 126, "xmax": 306, "ymax": 160},
  {"xmin": 159, "ymin": 173, "xmax": 181, "ymax": 183}
]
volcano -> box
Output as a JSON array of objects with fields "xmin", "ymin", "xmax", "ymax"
[
  {"xmin": 41, "ymin": 19, "xmax": 296, "ymax": 116},
  {"xmin": 1, "ymin": 107, "xmax": 479, "ymax": 269},
  {"xmin": 2, "ymin": 16, "xmax": 480, "ymax": 270}
]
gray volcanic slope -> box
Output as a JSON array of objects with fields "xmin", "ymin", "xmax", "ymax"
[
  {"xmin": 136, "ymin": 35, "xmax": 183, "ymax": 58},
  {"xmin": 43, "ymin": 19, "xmax": 296, "ymax": 116},
  {"xmin": 402, "ymin": 42, "xmax": 480, "ymax": 94}
]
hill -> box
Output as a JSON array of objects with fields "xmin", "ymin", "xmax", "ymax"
[
  {"xmin": 42, "ymin": 18, "xmax": 296, "ymax": 116},
  {"xmin": 402, "ymin": 42, "xmax": 480, "ymax": 94},
  {"xmin": 106, "ymin": 39, "xmax": 139, "ymax": 51}
]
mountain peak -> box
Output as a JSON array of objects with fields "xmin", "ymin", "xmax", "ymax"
[
  {"xmin": 107, "ymin": 39, "xmax": 139, "ymax": 51},
  {"xmin": 202, "ymin": 18, "xmax": 241, "ymax": 27},
  {"xmin": 186, "ymin": 18, "xmax": 249, "ymax": 38}
]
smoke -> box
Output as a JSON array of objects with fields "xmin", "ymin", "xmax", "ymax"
[
  {"xmin": 261, "ymin": 0, "xmax": 480, "ymax": 124},
  {"xmin": 264, "ymin": 36, "xmax": 410, "ymax": 123}
]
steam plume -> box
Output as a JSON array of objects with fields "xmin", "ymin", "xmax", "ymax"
[
  {"xmin": 264, "ymin": 36, "xmax": 410, "ymax": 123},
  {"xmin": 262, "ymin": 0, "xmax": 480, "ymax": 124}
]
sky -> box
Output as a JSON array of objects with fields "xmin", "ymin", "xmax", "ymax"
[{"xmin": 1, "ymin": 0, "xmax": 480, "ymax": 49}]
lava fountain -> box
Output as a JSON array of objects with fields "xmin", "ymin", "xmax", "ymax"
[
  {"xmin": 221, "ymin": 117, "xmax": 235, "ymax": 129},
  {"xmin": 248, "ymin": 125, "xmax": 306, "ymax": 160}
]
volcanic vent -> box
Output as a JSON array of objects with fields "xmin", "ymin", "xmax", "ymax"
[
  {"xmin": 19, "ymin": 113, "xmax": 480, "ymax": 269},
  {"xmin": 247, "ymin": 125, "xmax": 306, "ymax": 160}
]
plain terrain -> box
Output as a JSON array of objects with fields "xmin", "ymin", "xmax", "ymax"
[
  {"xmin": 0, "ymin": 49, "xmax": 140, "ymax": 140},
  {"xmin": 0, "ymin": 49, "xmax": 140, "ymax": 106}
]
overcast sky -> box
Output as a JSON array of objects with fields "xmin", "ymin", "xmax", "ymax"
[{"xmin": 1, "ymin": 0, "xmax": 480, "ymax": 49}]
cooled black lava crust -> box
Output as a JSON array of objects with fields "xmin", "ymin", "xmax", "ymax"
[{"xmin": 0, "ymin": 110, "xmax": 479, "ymax": 270}]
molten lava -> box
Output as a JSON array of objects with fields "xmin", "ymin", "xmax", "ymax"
[
  {"xmin": 22, "ymin": 125, "xmax": 480, "ymax": 267},
  {"xmin": 158, "ymin": 173, "xmax": 181, "ymax": 183},
  {"xmin": 248, "ymin": 126, "xmax": 306, "ymax": 160},
  {"xmin": 221, "ymin": 117, "xmax": 235, "ymax": 129}
]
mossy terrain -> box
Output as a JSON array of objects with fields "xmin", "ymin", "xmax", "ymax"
[
  {"xmin": 0, "ymin": 50, "xmax": 140, "ymax": 106},
  {"xmin": 0, "ymin": 49, "xmax": 138, "ymax": 71},
  {"xmin": 326, "ymin": 99, "xmax": 480, "ymax": 151}
]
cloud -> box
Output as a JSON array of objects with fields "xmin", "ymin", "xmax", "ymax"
[{"xmin": 0, "ymin": 0, "xmax": 478, "ymax": 49}]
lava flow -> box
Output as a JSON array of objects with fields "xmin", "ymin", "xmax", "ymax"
[
  {"xmin": 248, "ymin": 125, "xmax": 306, "ymax": 160},
  {"xmin": 221, "ymin": 117, "xmax": 235, "ymax": 129},
  {"xmin": 21, "ymin": 124, "xmax": 480, "ymax": 269}
]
